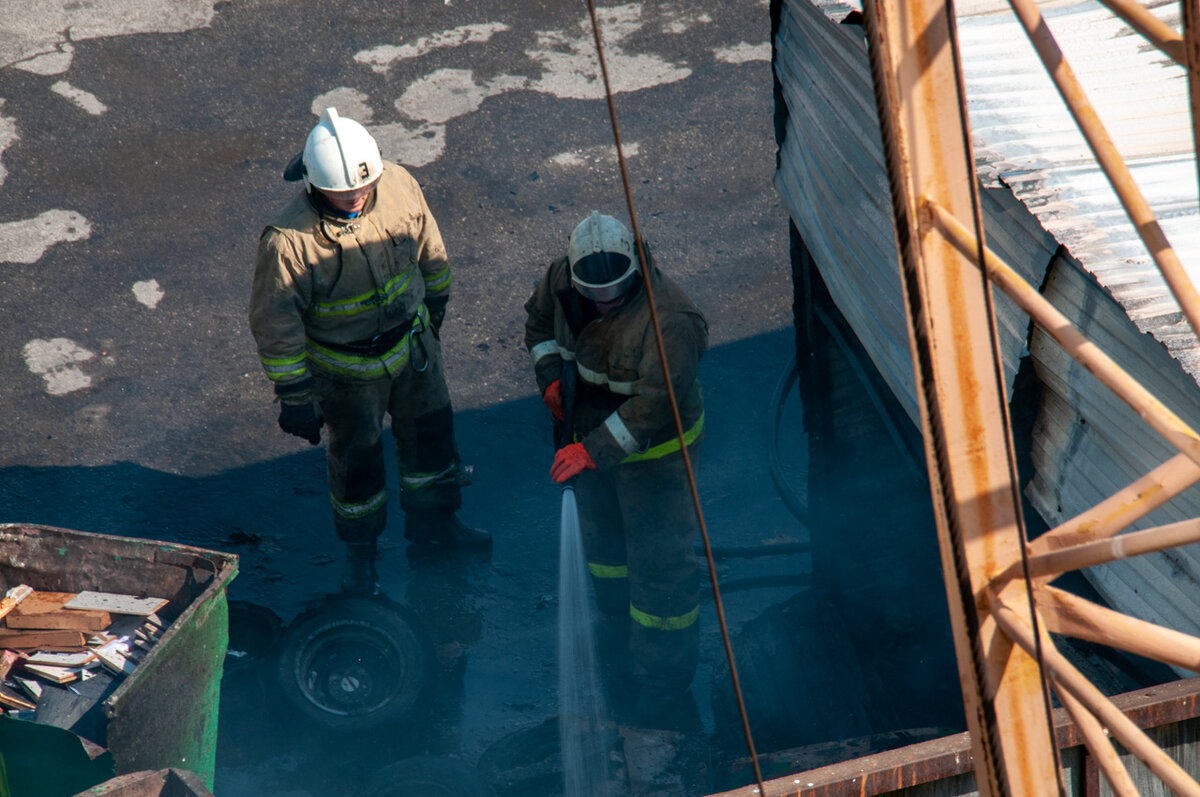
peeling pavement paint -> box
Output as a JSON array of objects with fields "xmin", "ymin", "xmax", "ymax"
[
  {"xmin": 0, "ymin": 210, "xmax": 92, "ymax": 264},
  {"xmin": 396, "ymin": 68, "xmax": 528, "ymax": 125},
  {"xmin": 316, "ymin": 5, "xmax": 693, "ymax": 168},
  {"xmin": 550, "ymin": 143, "xmax": 641, "ymax": 169},
  {"xmin": 132, "ymin": 279, "xmax": 165, "ymax": 308},
  {"xmin": 355, "ymin": 22, "xmax": 512, "ymax": 72},
  {"xmin": 525, "ymin": 4, "xmax": 692, "ymax": 99},
  {"xmin": 0, "ymin": 101, "xmax": 14, "ymax": 187},
  {"xmin": 22, "ymin": 338, "xmax": 98, "ymax": 396},
  {"xmin": 715, "ymin": 42, "xmax": 770, "ymax": 64},
  {"xmin": 50, "ymin": 81, "xmax": 109, "ymax": 115},
  {"xmin": 1, "ymin": 0, "xmax": 231, "ymax": 70}
]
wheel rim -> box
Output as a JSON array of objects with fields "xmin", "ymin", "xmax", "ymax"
[{"xmin": 292, "ymin": 620, "xmax": 410, "ymax": 717}]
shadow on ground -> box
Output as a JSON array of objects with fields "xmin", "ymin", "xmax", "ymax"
[{"xmin": 2, "ymin": 329, "xmax": 847, "ymax": 795}]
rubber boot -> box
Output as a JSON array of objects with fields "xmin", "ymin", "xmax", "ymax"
[
  {"xmin": 444, "ymin": 514, "xmax": 492, "ymax": 549},
  {"xmin": 632, "ymin": 685, "xmax": 701, "ymax": 733},
  {"xmin": 596, "ymin": 616, "xmax": 634, "ymax": 721},
  {"xmin": 405, "ymin": 509, "xmax": 492, "ymax": 550},
  {"xmin": 341, "ymin": 539, "xmax": 379, "ymax": 593}
]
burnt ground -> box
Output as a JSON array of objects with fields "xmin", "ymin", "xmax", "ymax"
[
  {"xmin": 0, "ymin": 1, "xmax": 827, "ymax": 794},
  {"xmin": 2, "ymin": 2, "xmax": 1177, "ymax": 795}
]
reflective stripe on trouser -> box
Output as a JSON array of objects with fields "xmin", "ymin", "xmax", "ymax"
[
  {"xmin": 575, "ymin": 443, "xmax": 701, "ymax": 693},
  {"xmin": 315, "ymin": 330, "xmax": 459, "ymax": 543}
]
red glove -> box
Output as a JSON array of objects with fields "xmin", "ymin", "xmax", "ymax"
[
  {"xmin": 551, "ymin": 442, "xmax": 596, "ymax": 483},
  {"xmin": 542, "ymin": 379, "xmax": 565, "ymax": 422}
]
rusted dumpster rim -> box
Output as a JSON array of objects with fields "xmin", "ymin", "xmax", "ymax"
[{"xmin": 709, "ymin": 676, "xmax": 1200, "ymax": 796}]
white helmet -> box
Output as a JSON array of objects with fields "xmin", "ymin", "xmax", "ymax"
[
  {"xmin": 299, "ymin": 107, "xmax": 383, "ymax": 193},
  {"xmin": 568, "ymin": 211, "xmax": 639, "ymax": 302}
]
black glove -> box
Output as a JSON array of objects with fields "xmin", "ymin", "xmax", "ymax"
[
  {"xmin": 426, "ymin": 295, "xmax": 448, "ymax": 339},
  {"xmin": 278, "ymin": 402, "xmax": 323, "ymax": 445}
]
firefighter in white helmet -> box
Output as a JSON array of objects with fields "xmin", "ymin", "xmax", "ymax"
[
  {"xmin": 524, "ymin": 211, "xmax": 708, "ymax": 729},
  {"xmin": 250, "ymin": 108, "xmax": 491, "ymax": 593}
]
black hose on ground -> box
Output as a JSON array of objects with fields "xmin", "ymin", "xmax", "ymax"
[
  {"xmin": 695, "ymin": 358, "xmax": 811, "ymax": 560},
  {"xmin": 767, "ymin": 359, "xmax": 809, "ymax": 529}
]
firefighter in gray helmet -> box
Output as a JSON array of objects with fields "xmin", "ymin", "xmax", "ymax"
[
  {"xmin": 250, "ymin": 108, "xmax": 491, "ymax": 593},
  {"xmin": 525, "ymin": 211, "xmax": 708, "ymax": 728}
]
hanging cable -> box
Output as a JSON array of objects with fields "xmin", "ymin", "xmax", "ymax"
[{"xmin": 582, "ymin": 3, "xmax": 765, "ymax": 791}]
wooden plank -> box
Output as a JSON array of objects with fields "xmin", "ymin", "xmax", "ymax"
[
  {"xmin": 134, "ymin": 626, "xmax": 162, "ymax": 643},
  {"xmin": 0, "ymin": 683, "xmax": 36, "ymax": 711},
  {"xmin": 23, "ymin": 663, "xmax": 79, "ymax": 685},
  {"xmin": 63, "ymin": 591, "xmax": 167, "ymax": 616},
  {"xmin": 32, "ymin": 667, "xmax": 117, "ymax": 735},
  {"xmin": 93, "ymin": 615, "xmax": 143, "ymax": 677},
  {"xmin": 24, "ymin": 651, "xmax": 95, "ymax": 668},
  {"xmin": 10, "ymin": 591, "xmax": 74, "ymax": 615},
  {"xmin": 0, "ymin": 650, "xmax": 19, "ymax": 680},
  {"xmin": 94, "ymin": 645, "xmax": 137, "ymax": 677},
  {"xmin": 7, "ymin": 608, "xmax": 111, "ymax": 632},
  {"xmin": 0, "ymin": 629, "xmax": 87, "ymax": 650},
  {"xmin": 0, "ymin": 585, "xmax": 33, "ymax": 623},
  {"xmin": 8, "ymin": 591, "xmax": 113, "ymax": 632},
  {"xmin": 12, "ymin": 677, "xmax": 41, "ymax": 702}
]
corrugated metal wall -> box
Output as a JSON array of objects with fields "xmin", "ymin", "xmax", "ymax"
[
  {"xmin": 773, "ymin": 0, "xmax": 1055, "ymax": 429},
  {"xmin": 1029, "ymin": 253, "xmax": 1200, "ymax": 638},
  {"xmin": 774, "ymin": 0, "xmax": 1200, "ymax": 657}
]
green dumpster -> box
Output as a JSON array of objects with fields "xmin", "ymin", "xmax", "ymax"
[{"xmin": 0, "ymin": 523, "xmax": 237, "ymax": 793}]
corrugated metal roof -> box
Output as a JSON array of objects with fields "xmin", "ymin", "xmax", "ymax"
[
  {"xmin": 960, "ymin": 1, "xmax": 1200, "ymax": 372},
  {"xmin": 810, "ymin": 0, "xmax": 1200, "ymax": 380}
]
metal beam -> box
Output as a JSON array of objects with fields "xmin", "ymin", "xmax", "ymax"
[{"xmin": 861, "ymin": 1, "xmax": 1060, "ymax": 793}]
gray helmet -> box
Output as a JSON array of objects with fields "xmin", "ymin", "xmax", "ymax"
[{"xmin": 567, "ymin": 211, "xmax": 638, "ymax": 302}]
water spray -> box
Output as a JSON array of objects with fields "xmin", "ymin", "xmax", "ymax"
[{"xmin": 554, "ymin": 360, "xmax": 613, "ymax": 796}]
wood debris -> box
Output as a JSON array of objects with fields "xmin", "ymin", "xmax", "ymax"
[
  {"xmin": 0, "ymin": 585, "xmax": 33, "ymax": 622},
  {"xmin": 0, "ymin": 650, "xmax": 19, "ymax": 680},
  {"xmin": 12, "ymin": 677, "xmax": 41, "ymax": 701},
  {"xmin": 64, "ymin": 591, "xmax": 168, "ymax": 616},
  {"xmin": 0, "ymin": 629, "xmax": 87, "ymax": 650},
  {"xmin": 7, "ymin": 591, "xmax": 111, "ymax": 631},
  {"xmin": 23, "ymin": 663, "xmax": 79, "ymax": 684},
  {"xmin": 0, "ymin": 682, "xmax": 36, "ymax": 711},
  {"xmin": 0, "ymin": 586, "xmax": 170, "ymax": 721}
]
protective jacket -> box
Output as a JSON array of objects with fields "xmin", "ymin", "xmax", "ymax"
[
  {"xmin": 250, "ymin": 162, "xmax": 463, "ymax": 546},
  {"xmin": 250, "ymin": 162, "xmax": 451, "ymax": 401},
  {"xmin": 524, "ymin": 256, "xmax": 707, "ymax": 468},
  {"xmin": 525, "ymin": 251, "xmax": 708, "ymax": 709}
]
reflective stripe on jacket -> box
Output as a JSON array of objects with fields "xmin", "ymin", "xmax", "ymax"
[
  {"xmin": 250, "ymin": 162, "xmax": 449, "ymax": 395},
  {"xmin": 523, "ymin": 255, "xmax": 707, "ymax": 468},
  {"xmin": 305, "ymin": 304, "xmax": 429, "ymax": 380}
]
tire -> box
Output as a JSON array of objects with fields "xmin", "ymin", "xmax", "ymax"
[
  {"xmin": 276, "ymin": 594, "xmax": 433, "ymax": 730},
  {"xmin": 366, "ymin": 755, "xmax": 494, "ymax": 797},
  {"xmin": 225, "ymin": 600, "xmax": 284, "ymax": 672},
  {"xmin": 476, "ymin": 718, "xmax": 564, "ymax": 797}
]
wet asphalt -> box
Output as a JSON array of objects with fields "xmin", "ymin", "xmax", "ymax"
[{"xmin": 0, "ymin": 2, "xmax": 803, "ymax": 794}]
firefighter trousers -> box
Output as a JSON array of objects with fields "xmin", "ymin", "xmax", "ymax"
[
  {"xmin": 574, "ymin": 444, "xmax": 701, "ymax": 697},
  {"xmin": 314, "ymin": 331, "xmax": 461, "ymax": 544}
]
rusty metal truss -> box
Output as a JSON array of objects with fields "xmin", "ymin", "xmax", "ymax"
[{"xmin": 863, "ymin": 0, "xmax": 1200, "ymax": 793}]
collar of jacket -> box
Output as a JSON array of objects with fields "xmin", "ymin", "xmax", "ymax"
[{"xmin": 307, "ymin": 186, "xmax": 378, "ymax": 224}]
